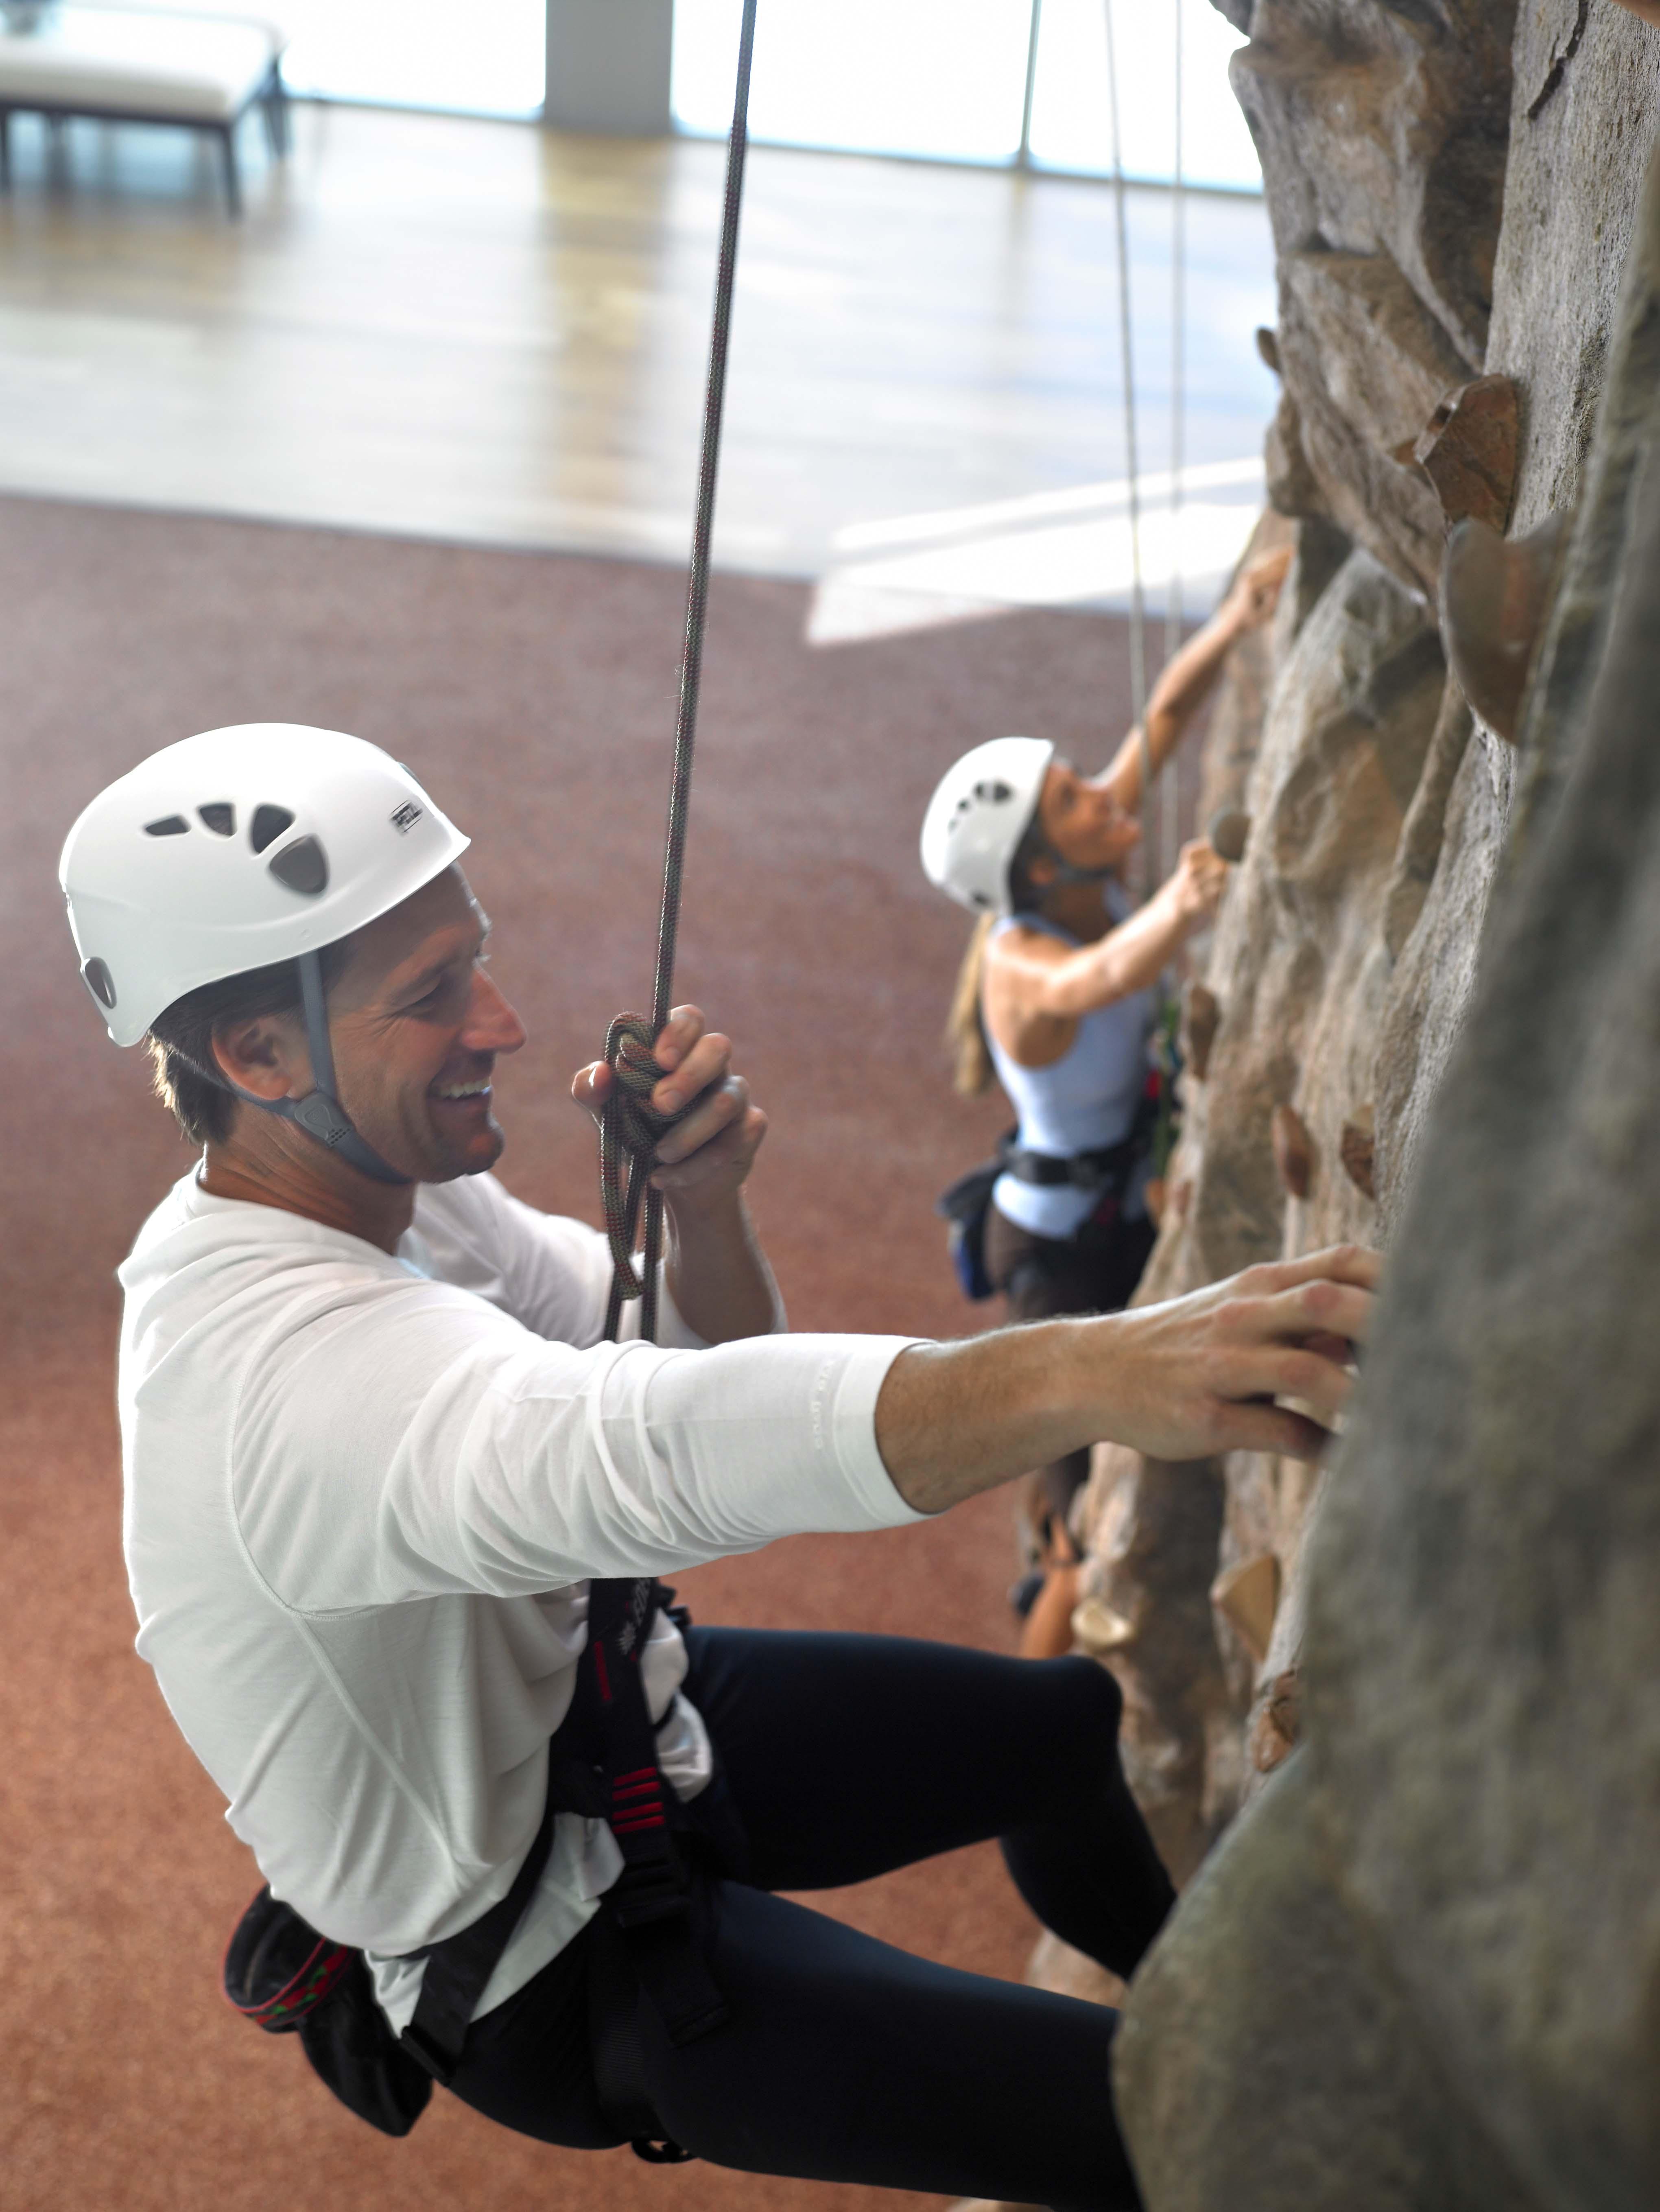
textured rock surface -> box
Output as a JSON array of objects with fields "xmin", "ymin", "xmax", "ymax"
[
  {"xmin": 1237, "ymin": 0, "xmax": 1517, "ymax": 596},
  {"xmin": 1081, "ymin": 537, "xmax": 1444, "ymax": 1866},
  {"xmin": 1088, "ymin": 0, "xmax": 1660, "ymax": 1900},
  {"xmin": 1118, "ymin": 144, "xmax": 1660, "ymax": 2210}
]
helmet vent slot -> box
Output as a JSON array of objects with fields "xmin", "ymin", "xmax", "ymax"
[
  {"xmin": 250, "ymin": 804, "xmax": 295, "ymax": 854},
  {"xmin": 267, "ymin": 835, "xmax": 328, "ymax": 896},
  {"xmin": 83, "ymin": 957, "xmax": 117, "ymax": 1008},
  {"xmin": 198, "ymin": 803, "xmax": 236, "ymax": 837},
  {"xmin": 143, "ymin": 815, "xmax": 190, "ymax": 837}
]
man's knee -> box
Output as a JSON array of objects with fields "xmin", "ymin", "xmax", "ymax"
[{"xmin": 1024, "ymin": 1652, "xmax": 1125, "ymax": 1747}]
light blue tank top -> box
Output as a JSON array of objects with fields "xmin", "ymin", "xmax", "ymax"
[{"xmin": 985, "ymin": 890, "xmax": 1158, "ymax": 1239}]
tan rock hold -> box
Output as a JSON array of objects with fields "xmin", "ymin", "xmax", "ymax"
[
  {"xmin": 1340, "ymin": 1103, "xmax": 1378, "ymax": 1202},
  {"xmin": 1070, "ymin": 1593, "xmax": 1136, "ymax": 1655},
  {"xmin": 1250, "ymin": 1668, "xmax": 1303, "ymax": 1775},
  {"xmin": 1208, "ymin": 807, "xmax": 1252, "ymax": 863},
  {"xmin": 1210, "ymin": 1552, "xmax": 1281, "ymax": 1669},
  {"xmin": 1271, "ymin": 1103, "xmax": 1313, "ymax": 1200},
  {"xmin": 1393, "ymin": 374, "xmax": 1519, "ymax": 536},
  {"xmin": 1439, "ymin": 508, "xmax": 1570, "ymax": 743},
  {"xmin": 1181, "ymin": 980, "xmax": 1221, "ymax": 1082}
]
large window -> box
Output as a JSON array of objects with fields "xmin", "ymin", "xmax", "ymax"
[
  {"xmin": 281, "ymin": 0, "xmax": 546, "ymax": 118},
  {"xmin": 673, "ymin": 0, "xmax": 1258, "ymax": 192},
  {"xmin": 277, "ymin": 2, "xmax": 1256, "ymax": 190}
]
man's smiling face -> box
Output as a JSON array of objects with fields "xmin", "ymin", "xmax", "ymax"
[{"xmin": 317, "ymin": 865, "xmax": 528, "ymax": 1184}]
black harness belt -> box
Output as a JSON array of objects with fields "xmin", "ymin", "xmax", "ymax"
[
  {"xmin": 403, "ymin": 1575, "xmax": 727, "ymax": 2096},
  {"xmin": 998, "ymin": 1123, "xmax": 1149, "ymax": 1194}
]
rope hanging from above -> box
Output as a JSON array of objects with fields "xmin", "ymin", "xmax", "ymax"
[
  {"xmin": 600, "ymin": 0, "xmax": 760, "ymax": 1348},
  {"xmin": 1100, "ymin": 0, "xmax": 1153, "ymax": 899},
  {"xmin": 1163, "ymin": 0, "xmax": 1186, "ymax": 890}
]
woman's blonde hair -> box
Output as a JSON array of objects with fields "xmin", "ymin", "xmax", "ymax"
[{"xmin": 945, "ymin": 912, "xmax": 996, "ymax": 1095}]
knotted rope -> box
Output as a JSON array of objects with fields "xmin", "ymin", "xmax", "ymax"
[{"xmin": 599, "ymin": 0, "xmax": 758, "ymax": 1349}]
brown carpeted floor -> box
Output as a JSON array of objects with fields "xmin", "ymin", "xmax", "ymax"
[{"xmin": 0, "ymin": 493, "xmax": 1141, "ymax": 2212}]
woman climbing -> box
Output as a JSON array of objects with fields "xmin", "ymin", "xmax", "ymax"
[{"xmin": 922, "ymin": 544, "xmax": 1291, "ymax": 1655}]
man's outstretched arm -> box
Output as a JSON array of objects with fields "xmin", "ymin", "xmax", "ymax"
[{"xmin": 875, "ymin": 1246, "xmax": 1379, "ymax": 1514}]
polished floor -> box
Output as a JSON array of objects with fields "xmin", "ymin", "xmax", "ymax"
[{"xmin": 0, "ymin": 102, "xmax": 1276, "ymax": 618}]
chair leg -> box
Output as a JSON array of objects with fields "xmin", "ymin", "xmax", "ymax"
[
  {"xmin": 266, "ymin": 63, "xmax": 290, "ymax": 157},
  {"xmin": 216, "ymin": 123, "xmax": 241, "ymax": 217}
]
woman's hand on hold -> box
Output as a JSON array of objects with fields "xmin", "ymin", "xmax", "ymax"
[
  {"xmin": 1167, "ymin": 838, "xmax": 1228, "ymax": 927},
  {"xmin": 1092, "ymin": 1244, "xmax": 1381, "ymax": 1464},
  {"xmin": 1222, "ymin": 544, "xmax": 1293, "ymax": 635},
  {"xmin": 571, "ymin": 1004, "xmax": 767, "ymax": 1215}
]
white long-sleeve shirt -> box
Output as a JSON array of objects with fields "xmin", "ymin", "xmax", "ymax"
[{"xmin": 117, "ymin": 1166, "xmax": 922, "ymax": 2028}]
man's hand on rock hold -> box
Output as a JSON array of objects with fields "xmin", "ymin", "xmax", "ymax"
[
  {"xmin": 1099, "ymin": 1245, "xmax": 1380, "ymax": 1464},
  {"xmin": 572, "ymin": 1004, "xmax": 768, "ymax": 1215},
  {"xmin": 874, "ymin": 1245, "xmax": 1380, "ymax": 1517}
]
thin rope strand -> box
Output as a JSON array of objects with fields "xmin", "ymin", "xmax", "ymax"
[
  {"xmin": 1162, "ymin": 0, "xmax": 1185, "ymax": 888},
  {"xmin": 602, "ymin": 0, "xmax": 758, "ymax": 1347},
  {"xmin": 1102, "ymin": 0, "xmax": 1151, "ymax": 898}
]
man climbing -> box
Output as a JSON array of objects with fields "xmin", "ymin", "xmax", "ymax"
[{"xmin": 63, "ymin": 721, "xmax": 1376, "ymax": 2211}]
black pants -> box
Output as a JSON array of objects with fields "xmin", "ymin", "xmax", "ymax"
[
  {"xmin": 983, "ymin": 1202, "xmax": 1159, "ymax": 1528},
  {"xmin": 448, "ymin": 1629, "xmax": 1175, "ymax": 2211}
]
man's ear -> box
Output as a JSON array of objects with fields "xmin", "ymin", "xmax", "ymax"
[{"xmin": 210, "ymin": 1012, "xmax": 308, "ymax": 1103}]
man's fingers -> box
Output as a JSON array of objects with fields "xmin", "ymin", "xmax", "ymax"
[
  {"xmin": 653, "ymin": 1075, "xmax": 747, "ymax": 1164},
  {"xmin": 1230, "ymin": 1279, "xmax": 1374, "ymax": 1353},
  {"xmin": 654, "ymin": 1030, "xmax": 732, "ymax": 1117},
  {"xmin": 1210, "ymin": 1340, "xmax": 1355, "ymax": 1428},
  {"xmin": 651, "ymin": 1104, "xmax": 767, "ymax": 1191},
  {"xmin": 1243, "ymin": 1244, "xmax": 1382, "ymax": 1297},
  {"xmin": 571, "ymin": 1062, "xmax": 609, "ymax": 1114},
  {"xmin": 1205, "ymin": 1397, "xmax": 1334, "ymax": 1464},
  {"xmin": 651, "ymin": 1004, "xmax": 706, "ymax": 1076}
]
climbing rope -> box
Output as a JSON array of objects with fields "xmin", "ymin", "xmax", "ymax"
[
  {"xmin": 600, "ymin": 0, "xmax": 759, "ymax": 1346},
  {"xmin": 1101, "ymin": 0, "xmax": 1153, "ymax": 899},
  {"xmin": 1162, "ymin": 0, "xmax": 1186, "ymax": 889}
]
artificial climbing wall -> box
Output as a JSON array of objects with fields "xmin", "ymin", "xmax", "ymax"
[{"xmin": 1063, "ymin": 5, "xmax": 1660, "ymax": 2205}]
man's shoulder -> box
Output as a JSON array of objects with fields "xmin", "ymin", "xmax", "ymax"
[{"xmin": 409, "ymin": 1173, "xmax": 608, "ymax": 1338}]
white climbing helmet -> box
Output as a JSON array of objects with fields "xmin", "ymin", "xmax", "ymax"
[
  {"xmin": 919, "ymin": 735, "xmax": 1054, "ymax": 916},
  {"xmin": 60, "ymin": 723, "xmax": 470, "ymax": 1047}
]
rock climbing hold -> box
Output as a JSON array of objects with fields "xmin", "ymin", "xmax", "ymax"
[
  {"xmin": 1210, "ymin": 1552, "xmax": 1281, "ymax": 1669},
  {"xmin": 1249, "ymin": 1668, "xmax": 1302, "ymax": 1775},
  {"xmin": 1391, "ymin": 374, "xmax": 1519, "ymax": 536},
  {"xmin": 1208, "ymin": 808, "xmax": 1251, "ymax": 863},
  {"xmin": 1440, "ymin": 508, "xmax": 1570, "ymax": 743},
  {"xmin": 1339, "ymin": 1104, "xmax": 1377, "ymax": 1201},
  {"xmin": 1255, "ymin": 326, "xmax": 1281, "ymax": 376},
  {"xmin": 1271, "ymin": 1102, "xmax": 1312, "ymax": 1200},
  {"xmin": 1070, "ymin": 1593, "xmax": 1136, "ymax": 1656},
  {"xmin": 1181, "ymin": 979, "xmax": 1220, "ymax": 1081}
]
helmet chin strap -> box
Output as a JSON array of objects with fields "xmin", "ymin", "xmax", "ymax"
[
  {"xmin": 1031, "ymin": 831, "xmax": 1120, "ymax": 895},
  {"xmin": 245, "ymin": 950, "xmax": 411, "ymax": 1187},
  {"xmin": 1044, "ymin": 855, "xmax": 1118, "ymax": 888}
]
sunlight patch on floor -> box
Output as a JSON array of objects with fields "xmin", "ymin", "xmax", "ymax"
[{"xmin": 807, "ymin": 459, "xmax": 1265, "ymax": 645}]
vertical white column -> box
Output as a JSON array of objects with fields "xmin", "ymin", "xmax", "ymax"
[{"xmin": 544, "ymin": 0, "xmax": 675, "ymax": 135}]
